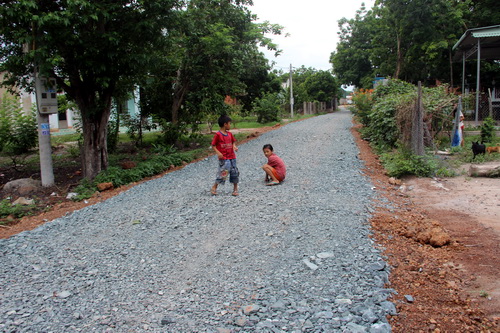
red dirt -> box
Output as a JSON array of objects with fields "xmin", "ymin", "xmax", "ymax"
[{"xmin": 353, "ymin": 123, "xmax": 499, "ymax": 332}]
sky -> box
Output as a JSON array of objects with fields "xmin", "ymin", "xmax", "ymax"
[{"xmin": 247, "ymin": 0, "xmax": 376, "ymax": 72}]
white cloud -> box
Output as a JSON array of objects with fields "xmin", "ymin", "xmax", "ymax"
[{"xmin": 248, "ymin": 0, "xmax": 375, "ymax": 71}]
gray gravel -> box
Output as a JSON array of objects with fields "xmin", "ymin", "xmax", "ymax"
[{"xmin": 0, "ymin": 109, "xmax": 394, "ymax": 332}]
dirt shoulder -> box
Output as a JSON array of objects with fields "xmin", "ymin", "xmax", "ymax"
[{"xmin": 353, "ymin": 123, "xmax": 499, "ymax": 332}]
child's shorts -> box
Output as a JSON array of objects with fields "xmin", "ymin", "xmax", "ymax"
[
  {"xmin": 270, "ymin": 167, "xmax": 285, "ymax": 182},
  {"xmin": 216, "ymin": 159, "xmax": 239, "ymax": 184}
]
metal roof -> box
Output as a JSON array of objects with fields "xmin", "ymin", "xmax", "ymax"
[{"xmin": 452, "ymin": 25, "xmax": 500, "ymax": 62}]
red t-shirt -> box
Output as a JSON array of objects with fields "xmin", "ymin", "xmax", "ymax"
[
  {"xmin": 211, "ymin": 131, "xmax": 236, "ymax": 160},
  {"xmin": 268, "ymin": 153, "xmax": 286, "ymax": 179}
]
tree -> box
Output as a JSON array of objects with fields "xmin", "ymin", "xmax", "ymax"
[
  {"xmin": 303, "ymin": 70, "xmax": 340, "ymax": 103},
  {"xmin": 0, "ymin": 0, "xmax": 179, "ymax": 180},
  {"xmin": 129, "ymin": 0, "xmax": 282, "ymax": 145},
  {"xmin": 286, "ymin": 66, "xmax": 316, "ymax": 109},
  {"xmin": 331, "ymin": 0, "xmax": 479, "ymax": 87},
  {"xmin": 465, "ymin": 0, "xmax": 500, "ymax": 28},
  {"xmin": 330, "ymin": 5, "xmax": 375, "ymax": 88}
]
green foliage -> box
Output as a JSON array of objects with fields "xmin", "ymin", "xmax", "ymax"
[
  {"xmin": 330, "ymin": 0, "xmax": 497, "ymax": 86},
  {"xmin": 93, "ymin": 151, "xmax": 194, "ymax": 188},
  {"xmin": 0, "ymin": 199, "xmax": 35, "ymax": 219},
  {"xmin": 330, "ymin": 5, "xmax": 375, "ymax": 88},
  {"xmin": 364, "ymin": 95, "xmax": 405, "ymax": 149},
  {"xmin": 151, "ymin": 143, "xmax": 177, "ymax": 155},
  {"xmin": 356, "ymin": 80, "xmax": 458, "ymax": 152},
  {"xmin": 71, "ymin": 179, "xmax": 97, "ymax": 202},
  {"xmin": 351, "ymin": 89, "xmax": 374, "ymax": 126},
  {"xmin": 302, "ymin": 70, "xmax": 340, "ymax": 103},
  {"xmin": 121, "ymin": 114, "xmax": 157, "ymax": 146},
  {"xmin": 71, "ymin": 148, "xmax": 202, "ymax": 201},
  {"xmin": 253, "ymin": 92, "xmax": 282, "ymax": 124},
  {"xmin": 480, "ymin": 117, "xmax": 496, "ymax": 143},
  {"xmin": 0, "ymin": 94, "xmax": 37, "ymax": 154},
  {"xmin": 157, "ymin": 121, "xmax": 187, "ymax": 146},
  {"xmin": 372, "ymin": 79, "xmax": 414, "ymax": 100},
  {"xmin": 227, "ymin": 104, "xmax": 244, "ymax": 128},
  {"xmin": 380, "ymin": 149, "xmax": 438, "ymax": 178},
  {"xmin": 0, "ymin": 0, "xmax": 181, "ymax": 179},
  {"xmin": 107, "ymin": 109, "xmax": 120, "ymax": 154},
  {"xmin": 163, "ymin": 0, "xmax": 282, "ymax": 128},
  {"xmin": 57, "ymin": 94, "xmax": 77, "ymax": 115}
]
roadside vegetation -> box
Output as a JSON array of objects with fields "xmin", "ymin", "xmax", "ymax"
[{"xmin": 351, "ymin": 80, "xmax": 500, "ymax": 179}]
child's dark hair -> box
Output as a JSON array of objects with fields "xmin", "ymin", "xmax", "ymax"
[
  {"xmin": 218, "ymin": 114, "xmax": 232, "ymax": 128},
  {"xmin": 263, "ymin": 144, "xmax": 274, "ymax": 151}
]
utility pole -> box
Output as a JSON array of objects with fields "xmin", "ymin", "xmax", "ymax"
[
  {"xmin": 26, "ymin": 33, "xmax": 56, "ymax": 187},
  {"xmin": 289, "ymin": 64, "xmax": 294, "ymax": 118},
  {"xmin": 34, "ymin": 71, "xmax": 56, "ymax": 187}
]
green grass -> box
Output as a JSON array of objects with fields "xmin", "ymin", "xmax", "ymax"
[
  {"xmin": 50, "ymin": 133, "xmax": 81, "ymax": 145},
  {"xmin": 233, "ymin": 120, "xmax": 279, "ymax": 128},
  {"xmin": 117, "ymin": 131, "xmax": 161, "ymax": 144}
]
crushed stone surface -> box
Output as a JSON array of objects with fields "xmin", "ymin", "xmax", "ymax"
[{"xmin": 0, "ymin": 110, "xmax": 393, "ymax": 332}]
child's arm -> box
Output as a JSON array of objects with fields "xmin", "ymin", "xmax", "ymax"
[
  {"xmin": 233, "ymin": 143, "xmax": 238, "ymax": 152},
  {"xmin": 212, "ymin": 145, "xmax": 224, "ymax": 159}
]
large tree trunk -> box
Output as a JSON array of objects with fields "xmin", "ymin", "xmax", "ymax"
[
  {"xmin": 79, "ymin": 96, "xmax": 113, "ymax": 180},
  {"xmin": 171, "ymin": 69, "xmax": 189, "ymax": 125}
]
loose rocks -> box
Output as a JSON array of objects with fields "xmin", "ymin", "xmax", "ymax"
[{"xmin": 0, "ymin": 110, "xmax": 394, "ymax": 332}]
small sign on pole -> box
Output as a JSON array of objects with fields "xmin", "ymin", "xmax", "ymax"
[{"xmin": 35, "ymin": 75, "xmax": 58, "ymax": 114}]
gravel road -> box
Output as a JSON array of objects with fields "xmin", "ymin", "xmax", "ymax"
[{"xmin": 0, "ymin": 109, "xmax": 395, "ymax": 332}]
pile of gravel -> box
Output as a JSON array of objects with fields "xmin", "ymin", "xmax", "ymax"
[{"xmin": 0, "ymin": 109, "xmax": 395, "ymax": 332}]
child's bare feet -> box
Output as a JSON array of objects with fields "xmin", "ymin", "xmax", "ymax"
[{"xmin": 210, "ymin": 185, "xmax": 217, "ymax": 195}]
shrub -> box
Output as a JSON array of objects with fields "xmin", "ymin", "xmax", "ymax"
[
  {"xmin": 72, "ymin": 179, "xmax": 97, "ymax": 201},
  {"xmin": 480, "ymin": 117, "xmax": 496, "ymax": 143},
  {"xmin": 0, "ymin": 199, "xmax": 35, "ymax": 219},
  {"xmin": 0, "ymin": 94, "xmax": 37, "ymax": 154},
  {"xmin": 71, "ymin": 149, "xmax": 202, "ymax": 201},
  {"xmin": 351, "ymin": 89, "xmax": 373, "ymax": 126},
  {"xmin": 253, "ymin": 92, "xmax": 281, "ymax": 124},
  {"xmin": 380, "ymin": 149, "xmax": 438, "ymax": 178},
  {"xmin": 372, "ymin": 79, "xmax": 414, "ymax": 100},
  {"xmin": 365, "ymin": 95, "xmax": 407, "ymax": 149}
]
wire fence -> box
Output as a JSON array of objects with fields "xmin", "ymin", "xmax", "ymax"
[{"xmin": 462, "ymin": 92, "xmax": 500, "ymax": 122}]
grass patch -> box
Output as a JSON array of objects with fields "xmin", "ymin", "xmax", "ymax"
[{"xmin": 0, "ymin": 198, "xmax": 36, "ymax": 221}]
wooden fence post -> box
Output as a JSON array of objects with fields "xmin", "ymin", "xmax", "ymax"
[{"xmin": 412, "ymin": 81, "xmax": 424, "ymax": 156}]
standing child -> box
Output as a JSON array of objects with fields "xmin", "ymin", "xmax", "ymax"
[
  {"xmin": 262, "ymin": 144, "xmax": 286, "ymax": 186},
  {"xmin": 211, "ymin": 115, "xmax": 239, "ymax": 196}
]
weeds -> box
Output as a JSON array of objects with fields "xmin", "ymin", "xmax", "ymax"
[{"xmin": 0, "ymin": 198, "xmax": 36, "ymax": 221}]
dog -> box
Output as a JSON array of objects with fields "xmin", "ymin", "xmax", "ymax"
[
  {"xmin": 486, "ymin": 146, "xmax": 500, "ymax": 154},
  {"xmin": 471, "ymin": 141, "xmax": 486, "ymax": 159}
]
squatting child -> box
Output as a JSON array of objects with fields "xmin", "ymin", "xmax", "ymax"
[
  {"xmin": 210, "ymin": 115, "xmax": 239, "ymax": 196},
  {"xmin": 262, "ymin": 144, "xmax": 286, "ymax": 186}
]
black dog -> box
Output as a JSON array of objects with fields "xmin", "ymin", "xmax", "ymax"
[{"xmin": 471, "ymin": 141, "xmax": 486, "ymax": 159}]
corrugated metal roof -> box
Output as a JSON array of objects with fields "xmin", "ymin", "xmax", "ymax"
[{"xmin": 453, "ymin": 25, "xmax": 500, "ymax": 62}]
